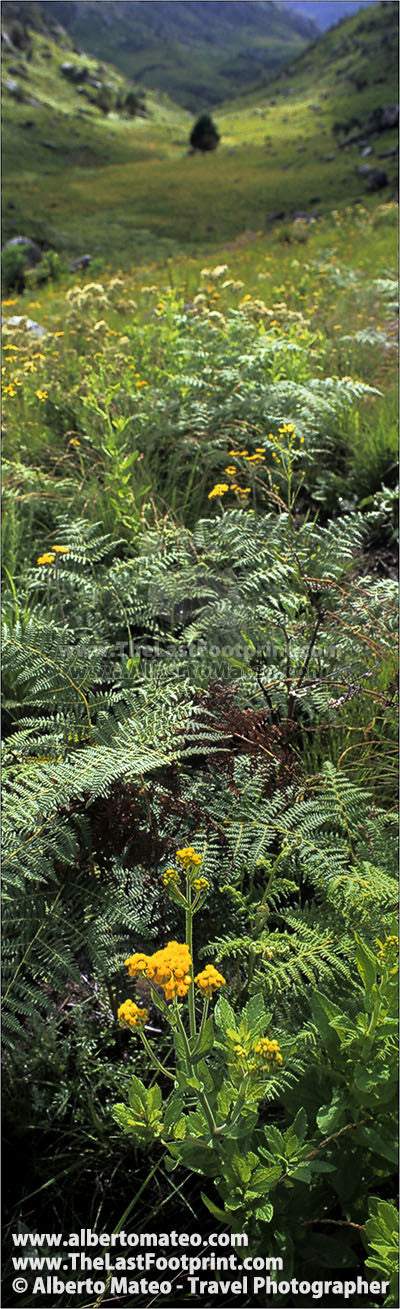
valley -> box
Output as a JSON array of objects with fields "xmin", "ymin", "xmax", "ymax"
[{"xmin": 2, "ymin": 5, "xmax": 398, "ymax": 1306}]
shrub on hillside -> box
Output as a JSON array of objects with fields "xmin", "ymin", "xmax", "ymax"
[
  {"xmin": 30, "ymin": 250, "xmax": 62, "ymax": 286},
  {"xmin": 189, "ymin": 113, "xmax": 220, "ymax": 153},
  {"xmin": 124, "ymin": 89, "xmax": 141, "ymax": 117},
  {"xmin": 96, "ymin": 83, "xmax": 114, "ymax": 115},
  {"xmin": 2, "ymin": 245, "xmax": 26, "ymax": 294}
]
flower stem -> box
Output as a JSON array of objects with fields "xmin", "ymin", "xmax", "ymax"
[
  {"xmin": 54, "ymin": 557, "xmax": 66, "ymax": 626},
  {"xmin": 174, "ymin": 1002, "xmax": 217, "ymax": 1135},
  {"xmin": 197, "ymin": 996, "xmax": 209, "ymax": 1045},
  {"xmin": 185, "ymin": 885, "xmax": 196, "ymax": 1038},
  {"xmin": 140, "ymin": 1030, "xmax": 174, "ymax": 1081}
]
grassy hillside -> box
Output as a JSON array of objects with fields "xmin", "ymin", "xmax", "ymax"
[
  {"xmin": 2, "ymin": 1, "xmax": 397, "ymax": 268},
  {"xmin": 32, "ymin": 0, "xmax": 317, "ymax": 110}
]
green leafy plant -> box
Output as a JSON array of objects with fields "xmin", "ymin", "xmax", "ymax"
[
  {"xmin": 2, "ymin": 245, "xmax": 26, "ymax": 294},
  {"xmin": 113, "ymin": 848, "xmax": 398, "ymax": 1272},
  {"xmin": 363, "ymin": 1199, "xmax": 399, "ymax": 1308}
]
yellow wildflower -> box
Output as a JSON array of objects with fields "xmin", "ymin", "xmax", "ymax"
[
  {"xmin": 125, "ymin": 942, "xmax": 192, "ymax": 1001},
  {"xmin": 37, "ymin": 553, "xmax": 55, "ymax": 566},
  {"xmin": 225, "ymin": 466, "xmax": 237, "ymax": 476},
  {"xmin": 195, "ymin": 964, "xmax": 226, "ymax": 998},
  {"xmin": 118, "ymin": 1000, "xmax": 148, "ymax": 1029},
  {"xmin": 175, "ymin": 847, "xmax": 202, "ymax": 868},
  {"xmin": 147, "ymin": 942, "xmax": 192, "ymax": 1000},
  {"xmin": 193, "ymin": 876, "xmax": 210, "ymax": 892},
  {"xmin": 208, "ymin": 483, "xmax": 229, "ymax": 500},
  {"xmin": 124, "ymin": 952, "xmax": 151, "ymax": 977},
  {"xmin": 253, "ymin": 1037, "xmax": 283, "ymax": 1066},
  {"xmin": 69, "ymin": 438, "xmax": 80, "ymax": 448},
  {"xmin": 376, "ymin": 934, "xmax": 398, "ymax": 971},
  {"xmin": 35, "ymin": 389, "xmax": 48, "ymax": 402},
  {"xmin": 163, "ymin": 868, "xmax": 180, "ymax": 887},
  {"xmin": 51, "ymin": 545, "xmax": 69, "ymax": 554}
]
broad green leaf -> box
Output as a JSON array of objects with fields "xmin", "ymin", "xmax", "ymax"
[
  {"xmin": 128, "ymin": 1074, "xmax": 147, "ymax": 1108},
  {"xmin": 215, "ymin": 995, "xmax": 236, "ymax": 1033},
  {"xmin": 255, "ymin": 1202, "xmax": 274, "ymax": 1222},
  {"xmin": 242, "ymin": 993, "xmax": 267, "ymax": 1035},
  {"xmin": 355, "ymin": 934, "xmax": 377, "ymax": 992},
  {"xmin": 201, "ymin": 1193, "xmax": 228, "ymax": 1223},
  {"xmin": 317, "ymin": 1092, "xmax": 345, "ymax": 1135},
  {"xmin": 163, "ymin": 1095, "xmax": 184, "ymax": 1132}
]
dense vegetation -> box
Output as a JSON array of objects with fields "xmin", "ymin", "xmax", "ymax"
[
  {"xmin": 23, "ymin": 0, "xmax": 317, "ymax": 110},
  {"xmin": 2, "ymin": 3, "xmax": 398, "ymax": 1308}
]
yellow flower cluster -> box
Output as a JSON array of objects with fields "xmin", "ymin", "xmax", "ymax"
[
  {"xmin": 231, "ymin": 1035, "xmax": 282, "ymax": 1074},
  {"xmin": 193, "ymin": 876, "xmax": 210, "ymax": 892},
  {"xmin": 253, "ymin": 1038, "xmax": 283, "ymax": 1067},
  {"xmin": 163, "ymin": 868, "xmax": 180, "ymax": 887},
  {"xmin": 222, "ymin": 448, "xmax": 265, "ymax": 498},
  {"xmin": 37, "ymin": 545, "xmax": 69, "ymax": 567},
  {"xmin": 124, "ymin": 951, "xmax": 150, "ymax": 977},
  {"xmin": 118, "ymin": 1000, "xmax": 148, "ymax": 1029},
  {"xmin": 194, "ymin": 964, "xmax": 226, "ymax": 998},
  {"xmin": 229, "ymin": 448, "xmax": 266, "ymax": 463},
  {"xmin": 376, "ymin": 934, "xmax": 398, "ymax": 971},
  {"xmin": 125, "ymin": 942, "xmax": 192, "ymax": 1001},
  {"xmin": 175, "ymin": 847, "xmax": 202, "ymax": 868},
  {"xmin": 208, "ymin": 484, "xmax": 229, "ymax": 500},
  {"xmin": 269, "ymin": 425, "xmax": 304, "ymax": 447}
]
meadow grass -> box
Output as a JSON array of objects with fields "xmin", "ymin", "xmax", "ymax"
[
  {"xmin": 2, "ymin": 3, "xmax": 397, "ymax": 263},
  {"xmin": 2, "ymin": 200, "xmax": 397, "ymax": 562}
]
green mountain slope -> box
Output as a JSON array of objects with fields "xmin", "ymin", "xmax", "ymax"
[
  {"xmin": 1, "ymin": 1, "xmax": 398, "ymax": 266},
  {"xmin": 8, "ymin": 0, "xmax": 318, "ymax": 110}
]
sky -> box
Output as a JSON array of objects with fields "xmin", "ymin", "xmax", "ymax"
[{"xmin": 282, "ymin": 1, "xmax": 379, "ymax": 31}]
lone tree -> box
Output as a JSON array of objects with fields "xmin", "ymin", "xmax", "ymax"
[{"xmin": 190, "ymin": 113, "xmax": 220, "ymax": 153}]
